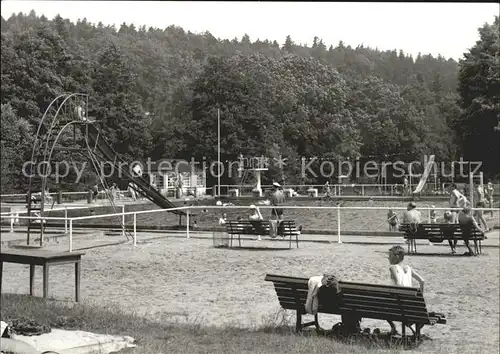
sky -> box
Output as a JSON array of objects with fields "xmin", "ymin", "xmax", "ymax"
[{"xmin": 1, "ymin": 1, "xmax": 498, "ymax": 60}]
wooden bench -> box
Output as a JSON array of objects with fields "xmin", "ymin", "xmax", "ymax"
[
  {"xmin": 0, "ymin": 249, "xmax": 85, "ymax": 302},
  {"xmin": 400, "ymin": 223, "xmax": 485, "ymax": 254},
  {"xmin": 265, "ymin": 274, "xmax": 446, "ymax": 345},
  {"xmin": 225, "ymin": 220, "xmax": 300, "ymax": 249}
]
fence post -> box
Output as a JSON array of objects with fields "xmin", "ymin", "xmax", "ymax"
[
  {"xmin": 337, "ymin": 206, "xmax": 342, "ymax": 244},
  {"xmin": 186, "ymin": 209, "xmax": 190, "ymax": 239},
  {"xmin": 362, "ymin": 185, "xmax": 365, "ymax": 196},
  {"xmin": 122, "ymin": 205, "xmax": 125, "ymax": 237},
  {"xmin": 64, "ymin": 206, "xmax": 68, "ymax": 233},
  {"xmin": 10, "ymin": 212, "xmax": 14, "ymax": 232},
  {"xmin": 133, "ymin": 213, "xmax": 137, "ymax": 246},
  {"xmin": 69, "ymin": 219, "xmax": 73, "ymax": 252}
]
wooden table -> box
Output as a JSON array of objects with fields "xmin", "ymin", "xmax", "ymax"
[{"xmin": 0, "ymin": 249, "xmax": 85, "ymax": 302}]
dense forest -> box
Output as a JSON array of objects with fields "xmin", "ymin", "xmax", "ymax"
[{"xmin": 1, "ymin": 11, "xmax": 499, "ymax": 192}]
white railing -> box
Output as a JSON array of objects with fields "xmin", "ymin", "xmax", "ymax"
[
  {"xmin": 3, "ymin": 203, "xmax": 492, "ymax": 253},
  {"xmin": 0, "ymin": 204, "xmax": 125, "ymax": 235},
  {"xmin": 218, "ymin": 184, "xmax": 445, "ymax": 197}
]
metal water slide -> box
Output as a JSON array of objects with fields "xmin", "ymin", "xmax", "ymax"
[
  {"xmin": 82, "ymin": 123, "xmax": 185, "ymax": 215},
  {"xmin": 412, "ymin": 155, "xmax": 436, "ymax": 194}
]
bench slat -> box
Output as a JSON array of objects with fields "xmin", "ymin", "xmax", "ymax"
[{"xmin": 338, "ymin": 307, "xmax": 432, "ymax": 324}]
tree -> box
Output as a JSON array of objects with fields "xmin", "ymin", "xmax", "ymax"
[
  {"xmin": 456, "ymin": 16, "xmax": 500, "ymax": 177},
  {"xmin": 90, "ymin": 43, "xmax": 152, "ymax": 160},
  {"xmin": 0, "ymin": 104, "xmax": 32, "ymax": 192}
]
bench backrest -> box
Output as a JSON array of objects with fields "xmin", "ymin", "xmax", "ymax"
[
  {"xmin": 226, "ymin": 220, "xmax": 298, "ymax": 235},
  {"xmin": 264, "ymin": 274, "xmax": 432, "ymax": 325},
  {"xmin": 401, "ymin": 223, "xmax": 485, "ymax": 240}
]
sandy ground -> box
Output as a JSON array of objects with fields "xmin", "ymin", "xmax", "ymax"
[{"xmin": 2, "ymin": 231, "xmax": 499, "ymax": 353}]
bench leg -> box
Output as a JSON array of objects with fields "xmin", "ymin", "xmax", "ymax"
[
  {"xmin": 295, "ymin": 311, "xmax": 302, "ymax": 332},
  {"xmin": 30, "ymin": 265, "xmax": 35, "ymax": 296},
  {"xmin": 296, "ymin": 233, "xmax": 299, "ymax": 248},
  {"xmin": 43, "ymin": 263, "xmax": 49, "ymax": 299},
  {"xmin": 75, "ymin": 260, "xmax": 81, "ymax": 302},
  {"xmin": 238, "ymin": 234, "xmax": 241, "ymax": 247},
  {"xmin": 0, "ymin": 261, "xmax": 3, "ymax": 295}
]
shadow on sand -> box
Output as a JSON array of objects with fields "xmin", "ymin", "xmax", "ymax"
[{"xmin": 213, "ymin": 246, "xmax": 295, "ymax": 251}]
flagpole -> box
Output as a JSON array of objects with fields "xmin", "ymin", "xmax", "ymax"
[{"xmin": 218, "ymin": 108, "xmax": 221, "ymax": 197}]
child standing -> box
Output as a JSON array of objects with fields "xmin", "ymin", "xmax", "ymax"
[
  {"xmin": 430, "ymin": 205, "xmax": 437, "ymax": 223},
  {"xmin": 387, "ymin": 209, "xmax": 399, "ymax": 231}
]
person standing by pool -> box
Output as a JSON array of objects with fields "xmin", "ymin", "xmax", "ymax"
[
  {"xmin": 324, "ymin": 181, "xmax": 331, "ymax": 198},
  {"xmin": 449, "ymin": 183, "xmax": 467, "ymax": 223},
  {"xmin": 403, "ymin": 177, "xmax": 409, "ymax": 196},
  {"xmin": 270, "ymin": 182, "xmax": 285, "ymax": 237},
  {"xmin": 486, "ymin": 180, "xmax": 494, "ymax": 217},
  {"xmin": 270, "ymin": 182, "xmax": 285, "ymax": 220},
  {"xmin": 473, "ymin": 180, "xmax": 489, "ymax": 231}
]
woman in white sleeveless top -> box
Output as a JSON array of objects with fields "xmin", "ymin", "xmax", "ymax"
[
  {"xmin": 387, "ymin": 246, "xmax": 425, "ymax": 335},
  {"xmin": 388, "ymin": 245, "xmax": 424, "ymax": 291}
]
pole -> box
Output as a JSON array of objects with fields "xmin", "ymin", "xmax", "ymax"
[
  {"xmin": 337, "ymin": 206, "xmax": 342, "ymax": 243},
  {"xmin": 69, "ymin": 219, "xmax": 73, "ymax": 252},
  {"xmin": 218, "ymin": 108, "xmax": 221, "ymax": 197},
  {"xmin": 133, "ymin": 213, "xmax": 137, "ymax": 246},
  {"xmin": 186, "ymin": 209, "xmax": 190, "ymax": 239},
  {"xmin": 122, "ymin": 205, "xmax": 125, "ymax": 237},
  {"xmin": 469, "ymin": 162, "xmax": 473, "ymax": 205},
  {"xmin": 64, "ymin": 206, "xmax": 68, "ymax": 233}
]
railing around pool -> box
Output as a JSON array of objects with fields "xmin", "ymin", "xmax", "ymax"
[{"xmin": 3, "ymin": 204, "xmax": 496, "ymax": 253}]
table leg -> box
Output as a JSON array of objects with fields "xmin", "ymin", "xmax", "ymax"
[
  {"xmin": 75, "ymin": 260, "xmax": 81, "ymax": 302},
  {"xmin": 30, "ymin": 265, "xmax": 35, "ymax": 296},
  {"xmin": 43, "ymin": 263, "xmax": 49, "ymax": 298}
]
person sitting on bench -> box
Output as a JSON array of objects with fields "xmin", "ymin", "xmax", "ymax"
[
  {"xmin": 443, "ymin": 211, "xmax": 458, "ymax": 253},
  {"xmin": 458, "ymin": 206, "xmax": 484, "ymax": 256},
  {"xmin": 387, "ymin": 245, "xmax": 425, "ymax": 335},
  {"xmin": 248, "ymin": 204, "xmax": 264, "ymax": 241}
]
